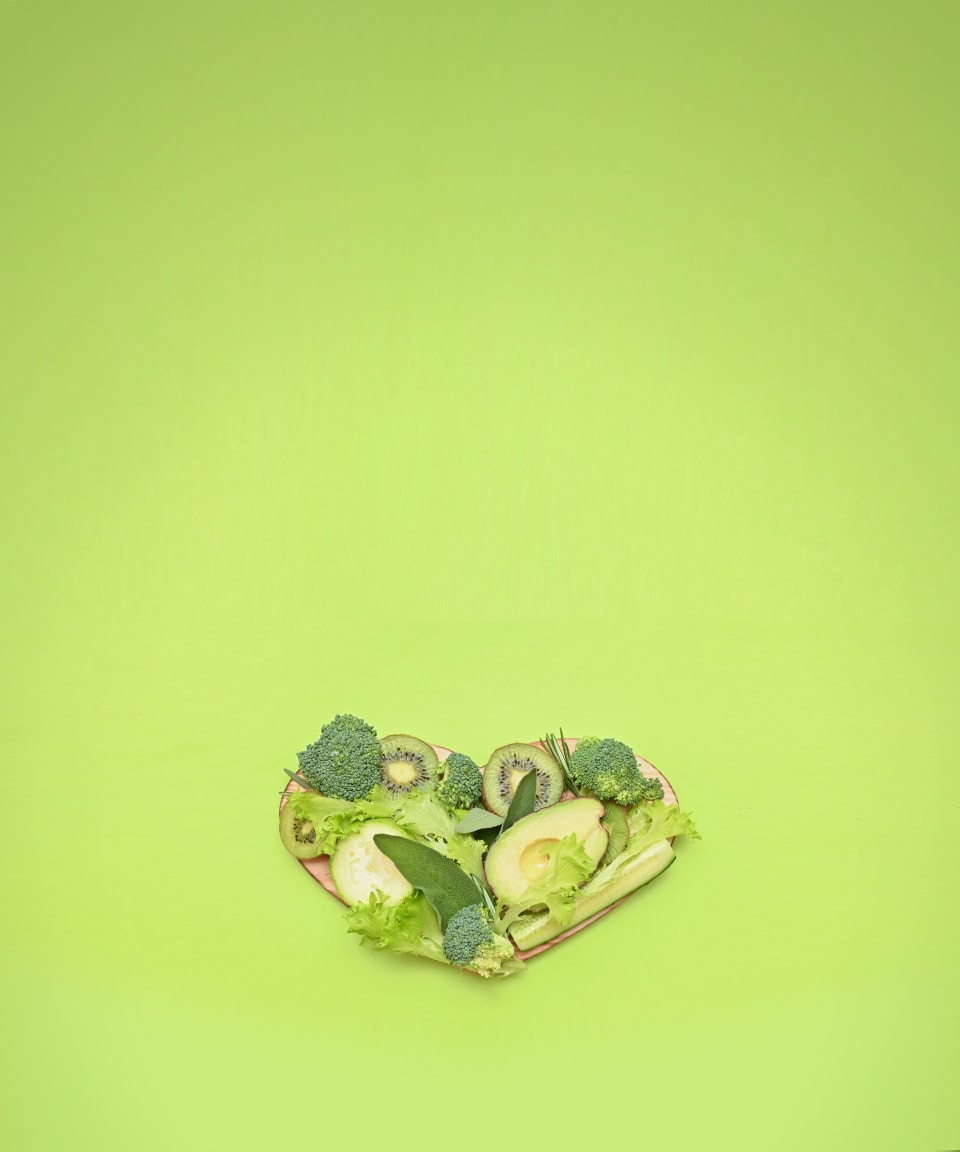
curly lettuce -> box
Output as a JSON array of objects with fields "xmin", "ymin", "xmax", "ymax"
[{"xmin": 343, "ymin": 890, "xmax": 448, "ymax": 964}]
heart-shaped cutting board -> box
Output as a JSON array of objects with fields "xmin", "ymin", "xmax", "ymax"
[{"xmin": 279, "ymin": 737, "xmax": 678, "ymax": 961}]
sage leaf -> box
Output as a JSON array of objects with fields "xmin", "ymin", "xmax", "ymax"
[
  {"xmin": 373, "ymin": 834, "xmax": 481, "ymax": 930},
  {"xmin": 455, "ymin": 808, "xmax": 504, "ymax": 834},
  {"xmin": 500, "ymin": 768, "xmax": 538, "ymax": 835}
]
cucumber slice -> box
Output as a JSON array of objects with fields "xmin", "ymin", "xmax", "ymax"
[
  {"xmin": 509, "ymin": 838, "xmax": 676, "ymax": 951},
  {"xmin": 329, "ymin": 820, "xmax": 415, "ymax": 907}
]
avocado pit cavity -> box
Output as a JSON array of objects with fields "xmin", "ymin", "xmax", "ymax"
[{"xmin": 519, "ymin": 838, "xmax": 561, "ymax": 881}]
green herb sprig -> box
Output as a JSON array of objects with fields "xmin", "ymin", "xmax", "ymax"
[{"xmin": 542, "ymin": 729, "xmax": 580, "ymax": 796}]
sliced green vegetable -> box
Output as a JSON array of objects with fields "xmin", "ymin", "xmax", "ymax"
[{"xmin": 509, "ymin": 839, "xmax": 676, "ymax": 951}]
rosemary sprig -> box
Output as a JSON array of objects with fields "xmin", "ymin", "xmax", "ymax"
[{"xmin": 541, "ymin": 728, "xmax": 580, "ymax": 796}]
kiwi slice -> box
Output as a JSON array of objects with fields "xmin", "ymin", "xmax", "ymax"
[
  {"xmin": 378, "ymin": 734, "xmax": 439, "ymax": 796},
  {"xmin": 482, "ymin": 743, "xmax": 564, "ymax": 817},
  {"xmin": 279, "ymin": 801, "xmax": 321, "ymax": 859}
]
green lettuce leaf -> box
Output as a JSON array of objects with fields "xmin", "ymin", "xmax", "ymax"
[
  {"xmin": 443, "ymin": 832, "xmax": 488, "ymax": 881},
  {"xmin": 350, "ymin": 785, "xmax": 405, "ymax": 822},
  {"xmin": 392, "ymin": 787, "xmax": 460, "ymax": 842},
  {"xmin": 343, "ymin": 890, "xmax": 448, "ymax": 964},
  {"xmin": 625, "ymin": 799, "xmax": 700, "ymax": 847},
  {"xmin": 390, "ymin": 789, "xmax": 495, "ymax": 884}
]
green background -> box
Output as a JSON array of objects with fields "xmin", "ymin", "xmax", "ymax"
[{"xmin": 2, "ymin": 3, "xmax": 957, "ymax": 1149}]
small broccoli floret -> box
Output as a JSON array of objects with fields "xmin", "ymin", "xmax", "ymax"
[
  {"xmin": 436, "ymin": 752, "xmax": 483, "ymax": 811},
  {"xmin": 297, "ymin": 713, "xmax": 382, "ymax": 801},
  {"xmin": 638, "ymin": 775, "xmax": 664, "ymax": 802},
  {"xmin": 568, "ymin": 736, "xmax": 663, "ymax": 807},
  {"xmin": 441, "ymin": 904, "xmax": 515, "ymax": 978}
]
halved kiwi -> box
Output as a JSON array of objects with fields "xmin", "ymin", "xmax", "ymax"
[
  {"xmin": 482, "ymin": 743, "xmax": 564, "ymax": 817},
  {"xmin": 378, "ymin": 734, "xmax": 439, "ymax": 795},
  {"xmin": 279, "ymin": 801, "xmax": 321, "ymax": 859}
]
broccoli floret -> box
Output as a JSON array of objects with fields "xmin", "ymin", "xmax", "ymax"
[
  {"xmin": 568, "ymin": 736, "xmax": 664, "ymax": 807},
  {"xmin": 441, "ymin": 904, "xmax": 515, "ymax": 978},
  {"xmin": 637, "ymin": 774, "xmax": 664, "ymax": 802},
  {"xmin": 436, "ymin": 752, "xmax": 483, "ymax": 810},
  {"xmin": 297, "ymin": 713, "xmax": 382, "ymax": 801}
]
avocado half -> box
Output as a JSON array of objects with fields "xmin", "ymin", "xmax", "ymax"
[{"xmin": 484, "ymin": 798, "xmax": 608, "ymax": 903}]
